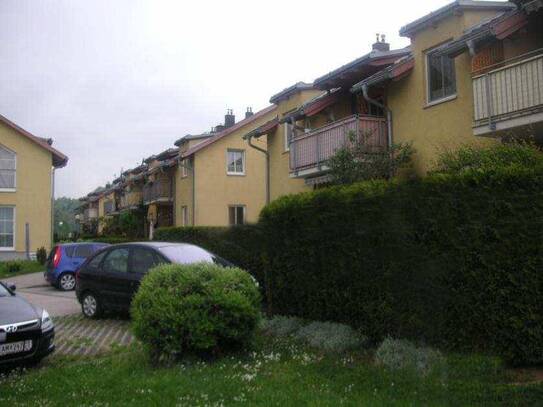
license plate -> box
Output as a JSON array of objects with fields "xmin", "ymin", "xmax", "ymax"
[{"xmin": 0, "ymin": 340, "xmax": 32, "ymax": 356}]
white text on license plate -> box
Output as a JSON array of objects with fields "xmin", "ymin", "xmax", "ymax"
[{"xmin": 0, "ymin": 340, "xmax": 32, "ymax": 356}]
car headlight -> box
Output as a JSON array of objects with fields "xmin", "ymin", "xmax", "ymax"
[{"xmin": 41, "ymin": 309, "xmax": 54, "ymax": 333}]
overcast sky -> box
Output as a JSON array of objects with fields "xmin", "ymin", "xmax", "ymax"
[{"xmin": 0, "ymin": 0, "xmax": 459, "ymax": 198}]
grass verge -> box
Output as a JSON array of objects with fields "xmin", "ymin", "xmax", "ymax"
[
  {"xmin": 0, "ymin": 335, "xmax": 541, "ymax": 406},
  {"xmin": 0, "ymin": 260, "xmax": 44, "ymax": 279}
]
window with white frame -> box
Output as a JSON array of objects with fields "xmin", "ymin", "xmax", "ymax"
[
  {"xmin": 284, "ymin": 123, "xmax": 294, "ymax": 151},
  {"xmin": 226, "ymin": 149, "xmax": 245, "ymax": 175},
  {"xmin": 0, "ymin": 146, "xmax": 16, "ymax": 190},
  {"xmin": 228, "ymin": 205, "xmax": 245, "ymax": 226},
  {"xmin": 0, "ymin": 206, "xmax": 15, "ymax": 249},
  {"xmin": 180, "ymin": 159, "xmax": 188, "ymax": 178},
  {"xmin": 426, "ymin": 47, "xmax": 456, "ymax": 103},
  {"xmin": 181, "ymin": 206, "xmax": 189, "ymax": 226}
]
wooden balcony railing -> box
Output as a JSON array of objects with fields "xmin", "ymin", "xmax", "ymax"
[
  {"xmin": 289, "ymin": 115, "xmax": 388, "ymax": 174},
  {"xmin": 143, "ymin": 179, "xmax": 173, "ymax": 204},
  {"xmin": 473, "ymin": 50, "xmax": 543, "ymax": 130},
  {"xmin": 119, "ymin": 190, "xmax": 143, "ymax": 209}
]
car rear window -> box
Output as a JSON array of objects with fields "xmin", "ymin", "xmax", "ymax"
[
  {"xmin": 64, "ymin": 246, "xmax": 76, "ymax": 258},
  {"xmin": 74, "ymin": 245, "xmax": 95, "ymax": 259},
  {"xmin": 158, "ymin": 245, "xmax": 230, "ymax": 266}
]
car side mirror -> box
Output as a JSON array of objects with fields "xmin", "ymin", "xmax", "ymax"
[{"xmin": 7, "ymin": 283, "xmax": 16, "ymax": 291}]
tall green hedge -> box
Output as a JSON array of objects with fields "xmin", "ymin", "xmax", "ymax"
[
  {"xmin": 260, "ymin": 167, "xmax": 543, "ymax": 364},
  {"xmin": 154, "ymin": 226, "xmax": 266, "ymax": 289}
]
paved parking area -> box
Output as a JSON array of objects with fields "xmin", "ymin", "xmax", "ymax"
[
  {"xmin": 54, "ymin": 314, "xmax": 134, "ymax": 356},
  {"xmin": 2, "ymin": 272, "xmax": 135, "ymax": 356},
  {"xmin": 2, "ymin": 272, "xmax": 80, "ymax": 317}
]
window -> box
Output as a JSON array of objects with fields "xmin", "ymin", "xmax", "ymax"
[
  {"xmin": 159, "ymin": 245, "xmax": 217, "ymax": 265},
  {"xmin": 284, "ymin": 123, "xmax": 294, "ymax": 151},
  {"xmin": 227, "ymin": 149, "xmax": 245, "ymax": 175},
  {"xmin": 86, "ymin": 250, "xmax": 108, "ymax": 271},
  {"xmin": 74, "ymin": 244, "xmax": 94, "ymax": 259},
  {"xmin": 64, "ymin": 246, "xmax": 76, "ymax": 258},
  {"xmin": 102, "ymin": 248, "xmax": 129, "ymax": 274},
  {"xmin": 180, "ymin": 159, "xmax": 188, "ymax": 178},
  {"xmin": 0, "ymin": 206, "xmax": 14, "ymax": 249},
  {"xmin": 181, "ymin": 206, "xmax": 189, "ymax": 226},
  {"xmin": 0, "ymin": 146, "xmax": 16, "ymax": 190},
  {"xmin": 426, "ymin": 48, "xmax": 456, "ymax": 103},
  {"xmin": 228, "ymin": 205, "xmax": 245, "ymax": 226},
  {"xmin": 130, "ymin": 247, "xmax": 163, "ymax": 274}
]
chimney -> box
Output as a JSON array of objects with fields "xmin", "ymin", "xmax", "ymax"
[
  {"xmin": 372, "ymin": 33, "xmax": 390, "ymax": 52},
  {"xmin": 245, "ymin": 107, "xmax": 254, "ymax": 119},
  {"xmin": 224, "ymin": 109, "xmax": 235, "ymax": 128}
]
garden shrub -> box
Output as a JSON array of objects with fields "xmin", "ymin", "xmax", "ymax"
[
  {"xmin": 261, "ymin": 316, "xmax": 306, "ymax": 337},
  {"xmin": 131, "ymin": 263, "xmax": 261, "ymax": 361},
  {"xmin": 374, "ymin": 338, "xmax": 444, "ymax": 376},
  {"xmin": 154, "ymin": 226, "xmax": 266, "ymax": 291},
  {"xmin": 36, "ymin": 247, "xmax": 47, "ymax": 265},
  {"xmin": 4, "ymin": 260, "xmax": 22, "ymax": 274},
  {"xmin": 260, "ymin": 145, "xmax": 543, "ymax": 364},
  {"xmin": 294, "ymin": 321, "xmax": 365, "ymax": 353},
  {"xmin": 432, "ymin": 142, "xmax": 543, "ymax": 175}
]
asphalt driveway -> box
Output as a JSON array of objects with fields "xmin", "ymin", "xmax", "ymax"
[{"xmin": 1, "ymin": 271, "xmax": 80, "ymax": 317}]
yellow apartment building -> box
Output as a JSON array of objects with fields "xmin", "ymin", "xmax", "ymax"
[
  {"xmin": 0, "ymin": 114, "xmax": 67, "ymax": 259},
  {"xmin": 175, "ymin": 107, "xmax": 277, "ymax": 227}
]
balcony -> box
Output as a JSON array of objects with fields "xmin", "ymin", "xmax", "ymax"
[
  {"xmin": 289, "ymin": 115, "xmax": 388, "ymax": 177},
  {"xmin": 143, "ymin": 179, "xmax": 173, "ymax": 205},
  {"xmin": 472, "ymin": 51, "xmax": 543, "ymax": 136},
  {"xmin": 119, "ymin": 190, "xmax": 143, "ymax": 210},
  {"xmin": 104, "ymin": 200, "xmax": 116, "ymax": 215}
]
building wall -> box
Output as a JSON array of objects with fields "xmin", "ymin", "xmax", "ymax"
[
  {"xmin": 388, "ymin": 10, "xmax": 501, "ymax": 175},
  {"xmin": 268, "ymin": 89, "xmax": 322, "ymax": 201},
  {"xmin": 187, "ymin": 110, "xmax": 276, "ymax": 226},
  {"xmin": 0, "ymin": 120, "xmax": 54, "ymax": 258},
  {"xmin": 174, "ymin": 158, "xmax": 194, "ymax": 227}
]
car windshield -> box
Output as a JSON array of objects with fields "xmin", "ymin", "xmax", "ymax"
[
  {"xmin": 0, "ymin": 283, "xmax": 11, "ymax": 297},
  {"xmin": 158, "ymin": 245, "xmax": 231, "ymax": 266}
]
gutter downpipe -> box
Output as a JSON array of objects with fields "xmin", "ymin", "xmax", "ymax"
[
  {"xmin": 51, "ymin": 167, "xmax": 55, "ymax": 252},
  {"xmin": 247, "ymin": 136, "xmax": 270, "ymax": 205}
]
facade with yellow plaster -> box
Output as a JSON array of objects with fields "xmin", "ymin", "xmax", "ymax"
[{"xmin": 0, "ymin": 114, "xmax": 67, "ymax": 259}]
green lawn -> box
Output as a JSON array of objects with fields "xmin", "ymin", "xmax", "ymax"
[
  {"xmin": 1, "ymin": 336, "xmax": 541, "ymax": 406},
  {"xmin": 0, "ymin": 260, "xmax": 44, "ymax": 279}
]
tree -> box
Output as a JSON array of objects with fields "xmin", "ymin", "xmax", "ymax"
[
  {"xmin": 327, "ymin": 131, "xmax": 414, "ymax": 185},
  {"xmin": 54, "ymin": 197, "xmax": 81, "ymax": 240}
]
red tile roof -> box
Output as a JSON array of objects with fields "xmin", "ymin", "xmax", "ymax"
[
  {"xmin": 181, "ymin": 105, "xmax": 277, "ymax": 158},
  {"xmin": 0, "ymin": 113, "xmax": 68, "ymax": 168}
]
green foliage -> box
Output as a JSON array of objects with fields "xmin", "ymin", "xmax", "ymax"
[
  {"xmin": 432, "ymin": 142, "xmax": 543, "ymax": 175},
  {"xmin": 36, "ymin": 247, "xmax": 47, "ymax": 265},
  {"xmin": 101, "ymin": 207, "xmax": 146, "ymax": 238},
  {"xmin": 293, "ymin": 321, "xmax": 365, "ymax": 353},
  {"xmin": 131, "ymin": 263, "xmax": 261, "ymax": 361},
  {"xmin": 54, "ymin": 197, "xmax": 81, "ymax": 240},
  {"xmin": 154, "ymin": 226, "xmax": 266, "ymax": 289},
  {"xmin": 261, "ymin": 316, "xmax": 306, "ymax": 337},
  {"xmin": 0, "ymin": 260, "xmax": 43, "ymax": 278},
  {"xmin": 327, "ymin": 130, "xmax": 414, "ymax": 185},
  {"xmin": 374, "ymin": 338, "xmax": 445, "ymax": 376},
  {"xmin": 4, "ymin": 260, "xmax": 21, "ymax": 274},
  {"xmin": 260, "ymin": 155, "xmax": 543, "ymax": 364}
]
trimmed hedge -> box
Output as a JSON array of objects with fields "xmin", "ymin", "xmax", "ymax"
[
  {"xmin": 154, "ymin": 226, "xmax": 266, "ymax": 289},
  {"xmin": 260, "ymin": 167, "xmax": 543, "ymax": 364}
]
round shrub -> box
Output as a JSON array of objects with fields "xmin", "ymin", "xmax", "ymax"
[
  {"xmin": 294, "ymin": 321, "xmax": 365, "ymax": 353},
  {"xmin": 374, "ymin": 337, "xmax": 444, "ymax": 376},
  {"xmin": 131, "ymin": 262, "xmax": 261, "ymax": 361}
]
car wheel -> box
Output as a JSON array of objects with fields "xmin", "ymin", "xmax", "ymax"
[
  {"xmin": 58, "ymin": 273, "xmax": 76, "ymax": 291},
  {"xmin": 81, "ymin": 292, "xmax": 102, "ymax": 319}
]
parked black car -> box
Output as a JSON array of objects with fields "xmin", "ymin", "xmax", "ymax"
[
  {"xmin": 0, "ymin": 282, "xmax": 55, "ymax": 367},
  {"xmin": 75, "ymin": 242, "xmax": 232, "ymax": 318}
]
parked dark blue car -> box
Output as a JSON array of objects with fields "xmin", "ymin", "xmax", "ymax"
[{"xmin": 45, "ymin": 243, "xmax": 110, "ymax": 291}]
